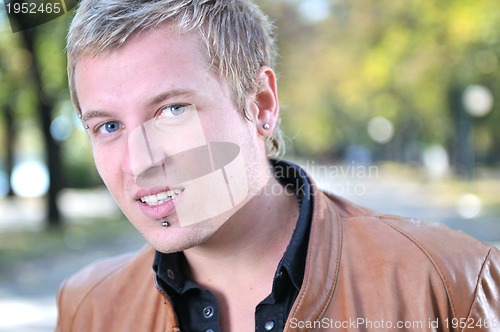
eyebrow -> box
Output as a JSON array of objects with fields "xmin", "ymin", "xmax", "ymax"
[
  {"xmin": 147, "ymin": 89, "xmax": 195, "ymax": 107},
  {"xmin": 81, "ymin": 110, "xmax": 111, "ymax": 122},
  {"xmin": 80, "ymin": 89, "xmax": 196, "ymax": 122}
]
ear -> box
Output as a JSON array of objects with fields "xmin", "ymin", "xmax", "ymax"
[{"xmin": 253, "ymin": 66, "xmax": 279, "ymax": 136}]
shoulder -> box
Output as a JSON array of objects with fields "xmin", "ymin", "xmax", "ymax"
[
  {"xmin": 56, "ymin": 245, "xmax": 158, "ymax": 330},
  {"xmin": 60, "ymin": 244, "xmax": 155, "ymax": 298},
  {"xmin": 319, "ymin": 189, "xmax": 495, "ymax": 262},
  {"xmin": 318, "ymin": 190, "xmax": 500, "ymax": 318},
  {"xmin": 375, "ymin": 213, "xmax": 499, "ymax": 319}
]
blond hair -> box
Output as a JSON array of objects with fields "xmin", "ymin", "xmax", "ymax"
[{"xmin": 67, "ymin": 0, "xmax": 284, "ymax": 157}]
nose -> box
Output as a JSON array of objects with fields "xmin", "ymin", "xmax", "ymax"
[{"xmin": 127, "ymin": 122, "xmax": 165, "ymax": 177}]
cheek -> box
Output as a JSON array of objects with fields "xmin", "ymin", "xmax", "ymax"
[
  {"xmin": 199, "ymin": 109, "xmax": 254, "ymax": 143},
  {"xmin": 92, "ymin": 145, "xmax": 121, "ymax": 189}
]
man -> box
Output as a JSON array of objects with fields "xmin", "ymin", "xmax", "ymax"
[{"xmin": 57, "ymin": 0, "xmax": 500, "ymax": 331}]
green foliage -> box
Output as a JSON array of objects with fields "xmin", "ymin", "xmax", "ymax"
[{"xmin": 259, "ymin": 0, "xmax": 500, "ymax": 160}]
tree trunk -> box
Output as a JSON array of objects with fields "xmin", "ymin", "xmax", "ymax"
[
  {"xmin": 18, "ymin": 28, "xmax": 63, "ymax": 228},
  {"xmin": 449, "ymin": 87, "xmax": 474, "ymax": 180},
  {"xmin": 4, "ymin": 104, "xmax": 15, "ymax": 197}
]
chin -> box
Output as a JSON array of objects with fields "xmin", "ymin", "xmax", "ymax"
[{"xmin": 144, "ymin": 217, "xmax": 224, "ymax": 254}]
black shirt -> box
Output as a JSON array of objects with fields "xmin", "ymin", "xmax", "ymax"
[{"xmin": 153, "ymin": 160, "xmax": 312, "ymax": 332}]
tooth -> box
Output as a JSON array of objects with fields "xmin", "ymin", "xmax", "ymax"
[
  {"xmin": 140, "ymin": 189, "xmax": 182, "ymax": 205},
  {"xmin": 157, "ymin": 192, "xmax": 169, "ymax": 200}
]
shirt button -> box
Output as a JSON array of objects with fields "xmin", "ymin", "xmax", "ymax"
[
  {"xmin": 264, "ymin": 320, "xmax": 275, "ymax": 331},
  {"xmin": 205, "ymin": 330, "xmax": 215, "ymax": 332},
  {"xmin": 203, "ymin": 306, "xmax": 215, "ymax": 319},
  {"xmin": 167, "ymin": 269, "xmax": 175, "ymax": 280}
]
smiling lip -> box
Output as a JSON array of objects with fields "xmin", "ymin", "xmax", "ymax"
[{"xmin": 135, "ymin": 187, "xmax": 184, "ymax": 220}]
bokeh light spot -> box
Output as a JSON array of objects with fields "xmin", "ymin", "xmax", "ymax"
[
  {"xmin": 457, "ymin": 193, "xmax": 482, "ymax": 219},
  {"xmin": 50, "ymin": 116, "xmax": 73, "ymax": 142},
  {"xmin": 11, "ymin": 161, "xmax": 49, "ymax": 198},
  {"xmin": 367, "ymin": 116, "xmax": 394, "ymax": 144},
  {"xmin": 422, "ymin": 145, "xmax": 449, "ymax": 179},
  {"xmin": 462, "ymin": 85, "xmax": 494, "ymax": 117}
]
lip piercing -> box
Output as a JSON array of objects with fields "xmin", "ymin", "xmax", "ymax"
[
  {"xmin": 162, "ymin": 221, "xmax": 170, "ymax": 228},
  {"xmin": 263, "ymin": 123, "xmax": 270, "ymax": 130}
]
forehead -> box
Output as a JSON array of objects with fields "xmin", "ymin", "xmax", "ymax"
[
  {"xmin": 76, "ymin": 26, "xmax": 206, "ymax": 76},
  {"xmin": 73, "ymin": 26, "xmax": 221, "ymax": 110}
]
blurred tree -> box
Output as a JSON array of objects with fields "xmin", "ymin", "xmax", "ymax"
[
  {"xmin": 0, "ymin": 21, "xmax": 26, "ymax": 198},
  {"xmin": 0, "ymin": 24, "xmax": 16, "ymax": 197},
  {"xmin": 2, "ymin": 104, "xmax": 14, "ymax": 197},
  {"xmin": 20, "ymin": 27, "xmax": 63, "ymax": 227},
  {"xmin": 2, "ymin": 12, "xmax": 72, "ymax": 228}
]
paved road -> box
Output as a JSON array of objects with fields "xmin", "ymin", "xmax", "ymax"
[{"xmin": 1, "ymin": 168, "xmax": 499, "ymax": 331}]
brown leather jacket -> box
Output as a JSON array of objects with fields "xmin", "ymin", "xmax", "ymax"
[{"xmin": 56, "ymin": 188, "xmax": 500, "ymax": 331}]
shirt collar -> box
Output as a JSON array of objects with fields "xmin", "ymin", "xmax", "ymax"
[
  {"xmin": 271, "ymin": 159, "xmax": 312, "ymax": 292},
  {"xmin": 153, "ymin": 250, "xmax": 185, "ymax": 294}
]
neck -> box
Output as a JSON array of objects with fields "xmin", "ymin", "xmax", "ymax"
[{"xmin": 183, "ymin": 174, "xmax": 299, "ymax": 288}]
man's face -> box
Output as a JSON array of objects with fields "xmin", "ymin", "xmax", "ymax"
[{"xmin": 74, "ymin": 27, "xmax": 265, "ymax": 253}]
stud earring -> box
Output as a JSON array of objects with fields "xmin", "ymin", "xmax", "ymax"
[{"xmin": 263, "ymin": 123, "xmax": 270, "ymax": 130}]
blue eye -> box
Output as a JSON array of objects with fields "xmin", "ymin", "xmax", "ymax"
[
  {"xmin": 98, "ymin": 121, "xmax": 121, "ymax": 134},
  {"xmin": 160, "ymin": 105, "xmax": 187, "ymax": 117}
]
